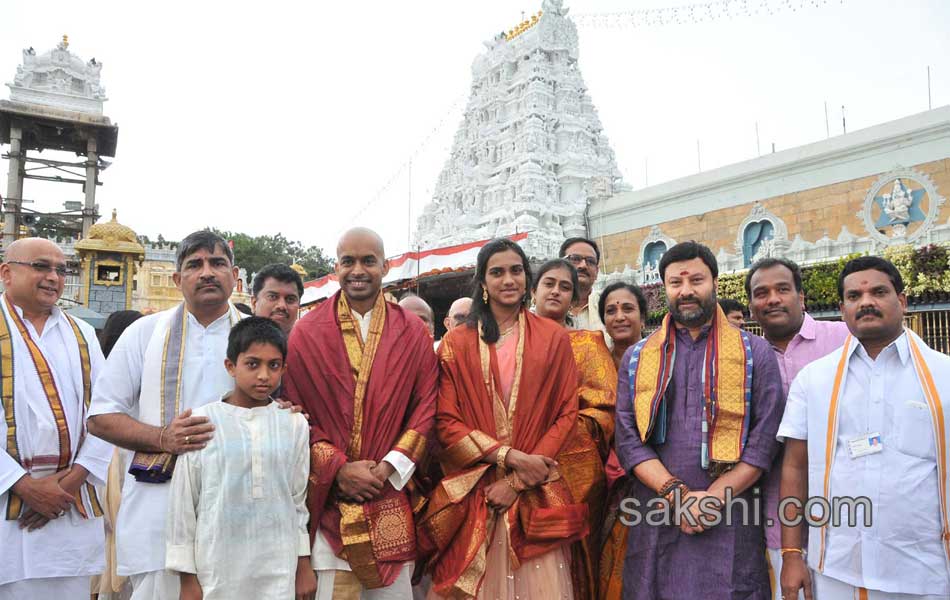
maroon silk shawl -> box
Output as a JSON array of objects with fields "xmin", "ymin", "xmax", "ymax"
[{"xmin": 284, "ymin": 291, "xmax": 438, "ymax": 586}]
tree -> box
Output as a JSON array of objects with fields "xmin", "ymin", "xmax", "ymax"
[{"xmin": 211, "ymin": 229, "xmax": 333, "ymax": 280}]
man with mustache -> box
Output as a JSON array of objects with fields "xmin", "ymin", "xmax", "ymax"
[
  {"xmin": 88, "ymin": 230, "xmax": 246, "ymax": 600},
  {"xmin": 0, "ymin": 238, "xmax": 112, "ymax": 599},
  {"xmin": 559, "ymin": 237, "xmax": 607, "ymax": 335},
  {"xmin": 252, "ymin": 263, "xmax": 304, "ymax": 334},
  {"xmin": 283, "ymin": 227, "xmax": 438, "ymax": 599},
  {"xmin": 745, "ymin": 257, "xmax": 849, "ymax": 600},
  {"xmin": 778, "ymin": 256, "xmax": 950, "ymax": 600},
  {"xmin": 615, "ymin": 241, "xmax": 784, "ymax": 600}
]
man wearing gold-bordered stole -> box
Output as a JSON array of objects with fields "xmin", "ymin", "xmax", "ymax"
[
  {"xmin": 0, "ymin": 238, "xmax": 111, "ymax": 599},
  {"xmin": 88, "ymin": 231, "xmax": 246, "ymax": 600},
  {"xmin": 779, "ymin": 256, "xmax": 950, "ymax": 600}
]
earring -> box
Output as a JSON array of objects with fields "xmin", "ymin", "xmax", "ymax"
[{"xmin": 482, "ymin": 288, "xmax": 488, "ymax": 303}]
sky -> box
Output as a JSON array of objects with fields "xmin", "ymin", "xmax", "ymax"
[{"xmin": 2, "ymin": 0, "xmax": 948, "ymax": 259}]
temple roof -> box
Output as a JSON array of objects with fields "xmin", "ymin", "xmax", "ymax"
[
  {"xmin": 6, "ymin": 35, "xmax": 108, "ymax": 115},
  {"xmin": 75, "ymin": 210, "xmax": 145, "ymax": 256}
]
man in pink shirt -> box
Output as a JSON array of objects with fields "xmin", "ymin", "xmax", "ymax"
[{"xmin": 746, "ymin": 257, "xmax": 850, "ymax": 600}]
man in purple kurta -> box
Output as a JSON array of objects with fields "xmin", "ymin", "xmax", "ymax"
[
  {"xmin": 615, "ymin": 242, "xmax": 785, "ymax": 600},
  {"xmin": 745, "ymin": 257, "xmax": 849, "ymax": 599}
]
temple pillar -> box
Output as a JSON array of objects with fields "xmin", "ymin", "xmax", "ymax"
[
  {"xmin": 3, "ymin": 125, "xmax": 24, "ymax": 250},
  {"xmin": 82, "ymin": 137, "xmax": 98, "ymax": 238}
]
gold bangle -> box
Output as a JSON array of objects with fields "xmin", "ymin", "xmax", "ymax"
[
  {"xmin": 780, "ymin": 548, "xmax": 806, "ymax": 559},
  {"xmin": 497, "ymin": 446, "xmax": 511, "ymax": 472},
  {"xmin": 504, "ymin": 473, "xmax": 521, "ymax": 493},
  {"xmin": 158, "ymin": 425, "xmax": 168, "ymax": 453}
]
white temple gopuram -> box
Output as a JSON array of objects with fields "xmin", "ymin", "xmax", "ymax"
[
  {"xmin": 7, "ymin": 35, "xmax": 108, "ymax": 115},
  {"xmin": 413, "ymin": 0, "xmax": 625, "ymax": 258}
]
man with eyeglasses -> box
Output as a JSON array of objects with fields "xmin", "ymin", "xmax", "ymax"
[
  {"xmin": 0, "ymin": 238, "xmax": 112, "ymax": 599},
  {"xmin": 558, "ymin": 237, "xmax": 607, "ymax": 335},
  {"xmin": 443, "ymin": 297, "xmax": 471, "ymax": 333}
]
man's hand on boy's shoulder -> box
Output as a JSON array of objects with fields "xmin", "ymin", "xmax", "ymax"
[
  {"xmin": 275, "ymin": 398, "xmax": 308, "ymax": 420},
  {"xmin": 295, "ymin": 556, "xmax": 317, "ymax": 600}
]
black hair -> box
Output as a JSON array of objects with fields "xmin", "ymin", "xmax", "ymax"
[
  {"xmin": 598, "ymin": 282, "xmax": 648, "ymax": 324},
  {"xmin": 252, "ymin": 263, "xmax": 305, "ymax": 297},
  {"xmin": 658, "ymin": 241, "xmax": 718, "ymax": 282},
  {"xmin": 837, "ymin": 255, "xmax": 905, "ymax": 300},
  {"xmin": 558, "ymin": 237, "xmax": 601, "ymax": 263},
  {"xmin": 234, "ymin": 302, "xmax": 253, "ymax": 316},
  {"xmin": 532, "ymin": 258, "xmax": 580, "ymax": 304},
  {"xmin": 466, "ymin": 238, "xmax": 533, "ymax": 343},
  {"xmin": 744, "ymin": 257, "xmax": 803, "ymax": 298},
  {"xmin": 226, "ymin": 316, "xmax": 287, "ymax": 363},
  {"xmin": 176, "ymin": 230, "xmax": 234, "ymax": 271},
  {"xmin": 718, "ymin": 297, "xmax": 746, "ymax": 316},
  {"xmin": 98, "ymin": 310, "xmax": 143, "ymax": 358}
]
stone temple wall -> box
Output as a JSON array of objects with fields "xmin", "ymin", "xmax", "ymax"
[{"xmin": 589, "ymin": 106, "xmax": 950, "ymax": 285}]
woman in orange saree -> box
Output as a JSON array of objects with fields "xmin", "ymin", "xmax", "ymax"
[
  {"xmin": 419, "ymin": 239, "xmax": 587, "ymax": 600},
  {"xmin": 532, "ymin": 259, "xmax": 617, "ymax": 600},
  {"xmin": 595, "ymin": 282, "xmax": 648, "ymax": 600}
]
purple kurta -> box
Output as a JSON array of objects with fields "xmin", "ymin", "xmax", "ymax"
[{"xmin": 615, "ymin": 325, "xmax": 785, "ymax": 600}]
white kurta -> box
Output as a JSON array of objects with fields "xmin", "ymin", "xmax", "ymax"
[
  {"xmin": 0, "ymin": 300, "xmax": 111, "ymax": 586},
  {"xmin": 165, "ymin": 400, "xmax": 310, "ymax": 599},
  {"xmin": 89, "ymin": 306, "xmax": 239, "ymax": 577},
  {"xmin": 778, "ymin": 333, "xmax": 950, "ymax": 596}
]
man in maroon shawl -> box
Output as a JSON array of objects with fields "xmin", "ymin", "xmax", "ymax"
[{"xmin": 284, "ymin": 228, "xmax": 438, "ymax": 600}]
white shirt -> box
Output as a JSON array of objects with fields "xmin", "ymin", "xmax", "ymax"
[
  {"xmin": 310, "ymin": 307, "xmax": 415, "ymax": 573},
  {"xmin": 89, "ymin": 307, "xmax": 237, "ymax": 577},
  {"xmin": 567, "ymin": 293, "xmax": 611, "ymax": 348},
  {"xmin": 0, "ymin": 302, "xmax": 110, "ymax": 586},
  {"xmin": 778, "ymin": 333, "xmax": 949, "ymax": 596},
  {"xmin": 166, "ymin": 399, "xmax": 310, "ymax": 599}
]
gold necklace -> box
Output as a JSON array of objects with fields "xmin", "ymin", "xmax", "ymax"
[{"xmin": 497, "ymin": 319, "xmax": 518, "ymax": 342}]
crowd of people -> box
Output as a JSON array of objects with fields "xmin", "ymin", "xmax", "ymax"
[{"xmin": 0, "ymin": 227, "xmax": 947, "ymax": 600}]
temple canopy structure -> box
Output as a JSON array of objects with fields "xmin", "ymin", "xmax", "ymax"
[
  {"xmin": 0, "ymin": 36, "xmax": 118, "ymax": 248},
  {"xmin": 413, "ymin": 0, "xmax": 625, "ymax": 258}
]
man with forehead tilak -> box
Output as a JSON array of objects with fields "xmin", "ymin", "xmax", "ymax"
[
  {"xmin": 615, "ymin": 241, "xmax": 784, "ymax": 600},
  {"xmin": 745, "ymin": 257, "xmax": 849, "ymax": 600},
  {"xmin": 284, "ymin": 227, "xmax": 438, "ymax": 599},
  {"xmin": 0, "ymin": 238, "xmax": 110, "ymax": 599},
  {"xmin": 778, "ymin": 256, "xmax": 950, "ymax": 600},
  {"xmin": 87, "ymin": 230, "xmax": 246, "ymax": 600}
]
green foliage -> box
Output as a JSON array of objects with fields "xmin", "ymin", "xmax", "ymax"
[
  {"xmin": 640, "ymin": 283, "xmax": 668, "ymax": 322},
  {"xmin": 716, "ymin": 273, "xmax": 748, "ymax": 305},
  {"xmin": 211, "ymin": 229, "xmax": 333, "ymax": 280},
  {"xmin": 799, "ymin": 254, "xmax": 860, "ymax": 307},
  {"xmin": 885, "ymin": 244, "xmax": 950, "ymax": 296}
]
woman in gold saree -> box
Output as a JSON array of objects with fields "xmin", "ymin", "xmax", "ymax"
[{"xmin": 533, "ymin": 258, "xmax": 617, "ymax": 599}]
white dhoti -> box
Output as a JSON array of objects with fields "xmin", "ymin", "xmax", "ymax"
[
  {"xmin": 812, "ymin": 571, "xmax": 946, "ymax": 600},
  {"xmin": 129, "ymin": 569, "xmax": 179, "ymax": 600},
  {"xmin": 0, "ymin": 575, "xmax": 89, "ymax": 599},
  {"xmin": 316, "ymin": 563, "xmax": 414, "ymax": 600}
]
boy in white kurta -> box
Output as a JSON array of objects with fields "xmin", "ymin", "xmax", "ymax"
[{"xmin": 165, "ymin": 317, "xmax": 315, "ymax": 599}]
